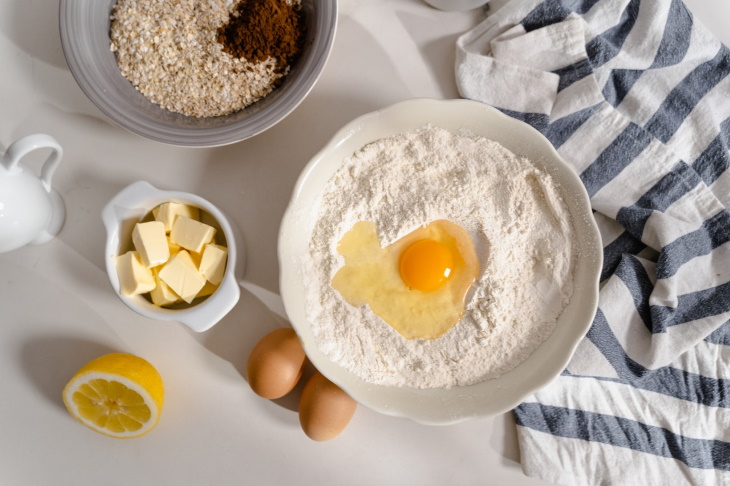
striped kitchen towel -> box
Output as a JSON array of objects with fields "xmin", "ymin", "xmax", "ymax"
[{"xmin": 456, "ymin": 0, "xmax": 730, "ymax": 484}]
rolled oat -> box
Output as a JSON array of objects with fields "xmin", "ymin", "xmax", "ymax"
[{"xmin": 110, "ymin": 0, "xmax": 300, "ymax": 118}]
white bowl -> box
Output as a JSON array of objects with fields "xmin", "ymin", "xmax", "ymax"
[
  {"xmin": 102, "ymin": 181, "xmax": 244, "ymax": 332},
  {"xmin": 279, "ymin": 98, "xmax": 602, "ymax": 424}
]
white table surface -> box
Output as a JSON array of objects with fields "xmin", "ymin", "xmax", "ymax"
[{"xmin": 0, "ymin": 1, "xmax": 726, "ymax": 485}]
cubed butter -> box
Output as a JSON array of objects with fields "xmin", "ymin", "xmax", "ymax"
[
  {"xmin": 170, "ymin": 216, "xmax": 216, "ymax": 254},
  {"xmin": 199, "ymin": 244, "xmax": 228, "ymax": 286},
  {"xmin": 158, "ymin": 250, "xmax": 207, "ymax": 304},
  {"xmin": 168, "ymin": 240, "xmax": 181, "ymax": 258},
  {"xmin": 150, "ymin": 268, "xmax": 182, "ymax": 307},
  {"xmin": 132, "ymin": 221, "xmax": 170, "ymax": 268},
  {"xmin": 189, "ymin": 250, "xmax": 203, "ymax": 269},
  {"xmin": 116, "ymin": 251, "xmax": 156, "ymax": 296},
  {"xmin": 197, "ymin": 281, "xmax": 219, "ymax": 298},
  {"xmin": 153, "ymin": 202, "xmax": 200, "ymax": 233}
]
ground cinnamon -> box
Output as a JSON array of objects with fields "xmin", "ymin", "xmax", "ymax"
[{"xmin": 218, "ymin": 0, "xmax": 306, "ymax": 74}]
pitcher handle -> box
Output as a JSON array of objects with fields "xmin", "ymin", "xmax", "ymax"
[{"xmin": 1, "ymin": 134, "xmax": 63, "ymax": 193}]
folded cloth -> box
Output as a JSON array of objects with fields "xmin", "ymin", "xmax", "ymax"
[{"xmin": 455, "ymin": 1, "xmax": 730, "ymax": 484}]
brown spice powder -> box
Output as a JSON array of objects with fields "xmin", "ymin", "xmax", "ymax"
[{"xmin": 218, "ymin": 0, "xmax": 306, "ymax": 73}]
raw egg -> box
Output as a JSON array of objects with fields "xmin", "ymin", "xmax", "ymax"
[
  {"xmin": 331, "ymin": 220, "xmax": 479, "ymax": 340},
  {"xmin": 299, "ymin": 371, "xmax": 357, "ymax": 441},
  {"xmin": 247, "ymin": 328, "xmax": 306, "ymax": 399}
]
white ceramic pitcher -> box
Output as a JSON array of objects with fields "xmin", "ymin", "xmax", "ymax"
[{"xmin": 0, "ymin": 134, "xmax": 66, "ymax": 253}]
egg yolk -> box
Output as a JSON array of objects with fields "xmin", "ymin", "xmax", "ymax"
[
  {"xmin": 399, "ymin": 239, "xmax": 454, "ymax": 292},
  {"xmin": 331, "ymin": 220, "xmax": 479, "ymax": 340}
]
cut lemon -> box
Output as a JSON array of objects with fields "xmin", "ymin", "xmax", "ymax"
[{"xmin": 62, "ymin": 353, "xmax": 164, "ymax": 439}]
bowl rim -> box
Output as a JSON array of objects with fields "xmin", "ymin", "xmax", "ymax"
[
  {"xmin": 58, "ymin": 0, "xmax": 338, "ymax": 147},
  {"xmin": 278, "ymin": 97, "xmax": 603, "ymax": 424}
]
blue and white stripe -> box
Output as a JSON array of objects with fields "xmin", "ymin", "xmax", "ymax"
[{"xmin": 456, "ymin": 0, "xmax": 729, "ymax": 484}]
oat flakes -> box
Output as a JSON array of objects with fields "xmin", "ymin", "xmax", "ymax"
[{"xmin": 110, "ymin": 0, "xmax": 291, "ymax": 118}]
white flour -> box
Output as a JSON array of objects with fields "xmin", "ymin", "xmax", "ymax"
[{"xmin": 303, "ymin": 126, "xmax": 576, "ymax": 389}]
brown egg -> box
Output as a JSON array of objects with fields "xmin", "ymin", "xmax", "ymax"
[
  {"xmin": 299, "ymin": 371, "xmax": 357, "ymax": 441},
  {"xmin": 247, "ymin": 328, "xmax": 306, "ymax": 399}
]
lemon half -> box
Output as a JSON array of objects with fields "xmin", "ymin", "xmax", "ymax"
[{"xmin": 62, "ymin": 353, "xmax": 164, "ymax": 439}]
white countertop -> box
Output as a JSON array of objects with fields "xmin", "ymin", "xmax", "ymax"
[{"xmin": 0, "ymin": 1, "xmax": 726, "ymax": 485}]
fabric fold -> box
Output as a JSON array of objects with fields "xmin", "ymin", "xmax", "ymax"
[{"xmin": 455, "ymin": 0, "xmax": 730, "ymax": 484}]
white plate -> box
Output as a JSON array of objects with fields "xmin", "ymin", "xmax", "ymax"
[{"xmin": 278, "ymin": 98, "xmax": 602, "ymax": 424}]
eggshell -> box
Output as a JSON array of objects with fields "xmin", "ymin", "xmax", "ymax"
[
  {"xmin": 247, "ymin": 328, "xmax": 306, "ymax": 399},
  {"xmin": 299, "ymin": 371, "xmax": 357, "ymax": 441}
]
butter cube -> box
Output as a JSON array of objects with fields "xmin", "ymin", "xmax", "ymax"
[
  {"xmin": 197, "ymin": 281, "xmax": 219, "ymax": 298},
  {"xmin": 116, "ymin": 251, "xmax": 156, "ymax": 296},
  {"xmin": 199, "ymin": 244, "xmax": 228, "ymax": 286},
  {"xmin": 158, "ymin": 250, "xmax": 207, "ymax": 304},
  {"xmin": 171, "ymin": 239, "xmax": 200, "ymax": 267},
  {"xmin": 189, "ymin": 250, "xmax": 203, "ymax": 269},
  {"xmin": 150, "ymin": 268, "xmax": 181, "ymax": 307},
  {"xmin": 132, "ymin": 221, "xmax": 170, "ymax": 268},
  {"xmin": 168, "ymin": 240, "xmax": 181, "ymax": 258},
  {"xmin": 170, "ymin": 216, "xmax": 216, "ymax": 254},
  {"xmin": 153, "ymin": 202, "xmax": 200, "ymax": 233}
]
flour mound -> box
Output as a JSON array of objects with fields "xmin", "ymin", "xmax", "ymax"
[{"xmin": 303, "ymin": 126, "xmax": 576, "ymax": 389}]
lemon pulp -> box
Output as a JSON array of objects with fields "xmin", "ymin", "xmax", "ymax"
[{"xmin": 72, "ymin": 379, "xmax": 151, "ymax": 433}]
